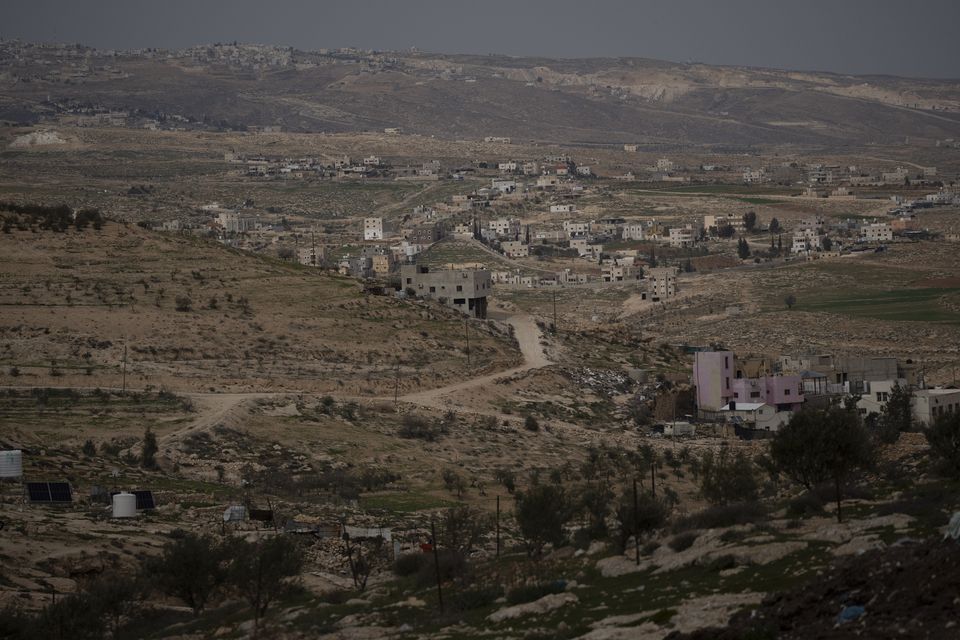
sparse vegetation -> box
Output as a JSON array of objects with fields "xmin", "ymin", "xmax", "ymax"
[{"xmin": 926, "ymin": 412, "xmax": 960, "ymax": 477}]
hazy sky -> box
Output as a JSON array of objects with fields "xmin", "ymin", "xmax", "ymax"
[{"xmin": 4, "ymin": 0, "xmax": 960, "ymax": 78}]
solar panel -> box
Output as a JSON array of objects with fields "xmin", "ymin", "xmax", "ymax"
[
  {"xmin": 249, "ymin": 508, "xmax": 273, "ymax": 522},
  {"xmin": 26, "ymin": 482, "xmax": 72, "ymax": 503},
  {"xmin": 132, "ymin": 490, "xmax": 156, "ymax": 510}
]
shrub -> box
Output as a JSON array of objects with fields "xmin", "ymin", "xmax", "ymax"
[
  {"xmin": 146, "ymin": 533, "xmax": 229, "ymax": 614},
  {"xmin": 506, "ymin": 581, "xmax": 566, "ymax": 605},
  {"xmin": 451, "ymin": 584, "xmax": 503, "ymax": 612},
  {"xmin": 524, "ymin": 415, "xmax": 540, "ymax": 432},
  {"xmin": 227, "ymin": 536, "xmax": 303, "ymax": 630},
  {"xmin": 399, "ymin": 414, "xmax": 441, "ymax": 441},
  {"xmin": 698, "ymin": 445, "xmax": 759, "ymax": 505},
  {"xmin": 672, "ymin": 502, "xmax": 767, "ymax": 533},
  {"xmin": 441, "ymin": 468, "xmax": 467, "ymax": 498},
  {"xmin": 439, "ymin": 505, "xmax": 490, "ymax": 555},
  {"xmin": 81, "ymin": 439, "xmax": 96, "ymax": 457},
  {"xmin": 668, "ymin": 532, "xmax": 698, "ymax": 552},
  {"xmin": 100, "ymin": 441, "xmax": 123, "ymax": 457},
  {"xmin": 706, "ymin": 554, "xmax": 737, "ymax": 572},
  {"xmin": 360, "ymin": 467, "xmax": 400, "ymax": 491},
  {"xmin": 416, "ymin": 549, "xmax": 467, "ymax": 588},
  {"xmin": 494, "ymin": 468, "xmax": 516, "ymax": 493},
  {"xmin": 394, "ymin": 553, "xmax": 427, "ymax": 577},
  {"xmin": 514, "ymin": 484, "xmax": 573, "ymax": 558},
  {"xmin": 174, "ymin": 296, "xmax": 192, "ymax": 312},
  {"xmin": 786, "ymin": 492, "xmax": 825, "ymax": 519},
  {"xmin": 876, "ymin": 485, "xmax": 951, "ymax": 526},
  {"xmin": 926, "ymin": 412, "xmax": 960, "ymax": 478},
  {"xmin": 641, "ymin": 541, "xmax": 661, "ymax": 556},
  {"xmin": 141, "ymin": 428, "xmax": 158, "ymax": 470},
  {"xmin": 615, "ymin": 490, "xmax": 669, "ymax": 551}
]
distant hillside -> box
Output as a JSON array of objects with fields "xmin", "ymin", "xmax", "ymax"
[{"xmin": 2, "ymin": 41, "xmax": 960, "ymax": 148}]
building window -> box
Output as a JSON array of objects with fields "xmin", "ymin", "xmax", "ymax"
[
  {"xmin": 784, "ymin": 389, "xmax": 791, "ymax": 396},
  {"xmin": 724, "ymin": 356, "xmax": 729, "ymax": 368},
  {"xmin": 405, "ymin": 278, "xmax": 412, "ymax": 284},
  {"xmin": 456, "ymin": 285, "xmax": 463, "ymax": 292},
  {"xmin": 725, "ymin": 377, "xmax": 730, "ymax": 390},
  {"xmin": 429, "ymin": 286, "xmax": 436, "ymax": 293}
]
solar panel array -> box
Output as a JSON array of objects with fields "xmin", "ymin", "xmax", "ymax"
[{"xmin": 26, "ymin": 482, "xmax": 72, "ymax": 503}]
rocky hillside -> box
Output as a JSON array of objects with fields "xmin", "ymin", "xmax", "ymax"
[{"xmin": 3, "ymin": 41, "xmax": 960, "ymax": 148}]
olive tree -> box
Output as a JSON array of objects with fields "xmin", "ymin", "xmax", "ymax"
[
  {"xmin": 771, "ymin": 405, "xmax": 874, "ymax": 522},
  {"xmin": 514, "ymin": 484, "xmax": 572, "ymax": 558}
]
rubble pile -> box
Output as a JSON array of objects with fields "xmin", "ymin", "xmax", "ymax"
[{"xmin": 567, "ymin": 367, "xmax": 634, "ymax": 395}]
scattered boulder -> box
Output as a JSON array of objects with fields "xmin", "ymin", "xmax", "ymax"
[{"xmin": 488, "ymin": 592, "xmax": 578, "ymax": 623}]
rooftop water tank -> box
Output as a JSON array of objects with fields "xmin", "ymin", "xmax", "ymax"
[
  {"xmin": 0, "ymin": 450, "xmax": 23, "ymax": 479},
  {"xmin": 112, "ymin": 492, "xmax": 137, "ymax": 518}
]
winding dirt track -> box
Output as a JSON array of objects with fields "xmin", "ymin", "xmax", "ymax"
[
  {"xmin": 2, "ymin": 313, "xmax": 553, "ymax": 444},
  {"xmin": 397, "ymin": 313, "xmax": 552, "ymax": 410}
]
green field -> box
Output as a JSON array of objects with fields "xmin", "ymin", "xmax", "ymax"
[
  {"xmin": 733, "ymin": 196, "xmax": 783, "ymax": 205},
  {"xmin": 795, "ymin": 287, "xmax": 960, "ymax": 324}
]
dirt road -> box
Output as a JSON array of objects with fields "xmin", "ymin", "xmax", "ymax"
[
  {"xmin": 397, "ymin": 313, "xmax": 552, "ymax": 410},
  {"xmin": 1, "ymin": 313, "xmax": 553, "ymax": 443},
  {"xmin": 160, "ymin": 392, "xmax": 281, "ymax": 447}
]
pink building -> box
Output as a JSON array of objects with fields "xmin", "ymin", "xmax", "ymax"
[
  {"xmin": 693, "ymin": 351, "xmax": 735, "ymax": 411},
  {"xmin": 731, "ymin": 375, "xmax": 804, "ymax": 412}
]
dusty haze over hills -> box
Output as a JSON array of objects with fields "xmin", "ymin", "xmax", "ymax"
[
  {"xmin": 4, "ymin": 0, "xmax": 960, "ymax": 78},
  {"xmin": 3, "ymin": 42, "xmax": 960, "ymax": 148}
]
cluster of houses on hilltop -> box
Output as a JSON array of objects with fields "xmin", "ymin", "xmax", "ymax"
[
  {"xmin": 224, "ymin": 153, "xmax": 448, "ymax": 181},
  {"xmin": 693, "ymin": 350, "xmax": 959, "ymax": 435}
]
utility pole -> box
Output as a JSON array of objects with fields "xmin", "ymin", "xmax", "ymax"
[
  {"xmin": 552, "ymin": 289, "xmax": 558, "ymax": 333},
  {"xmin": 651, "ymin": 460, "xmax": 656, "ymax": 498},
  {"xmin": 393, "ymin": 358, "xmax": 401, "ymax": 407},
  {"xmin": 430, "ymin": 518, "xmax": 444, "ymax": 613},
  {"xmin": 633, "ymin": 478, "xmax": 640, "ymax": 566},
  {"xmin": 496, "ymin": 495, "xmax": 501, "ymax": 558},
  {"xmin": 121, "ymin": 343, "xmax": 127, "ymax": 395},
  {"xmin": 464, "ymin": 319, "xmax": 471, "ymax": 366}
]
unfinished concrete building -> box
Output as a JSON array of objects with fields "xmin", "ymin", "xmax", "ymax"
[
  {"xmin": 647, "ymin": 267, "xmax": 678, "ymax": 301},
  {"xmin": 401, "ymin": 265, "xmax": 491, "ymax": 318}
]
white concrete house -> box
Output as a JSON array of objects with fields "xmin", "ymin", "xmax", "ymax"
[
  {"xmin": 364, "ymin": 217, "xmax": 384, "ymax": 241},
  {"xmin": 622, "ymin": 223, "xmax": 646, "ymax": 241}
]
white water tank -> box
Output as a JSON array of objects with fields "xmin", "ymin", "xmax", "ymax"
[
  {"xmin": 0, "ymin": 450, "xmax": 23, "ymax": 479},
  {"xmin": 223, "ymin": 505, "xmax": 247, "ymax": 522},
  {"xmin": 112, "ymin": 492, "xmax": 137, "ymax": 518}
]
